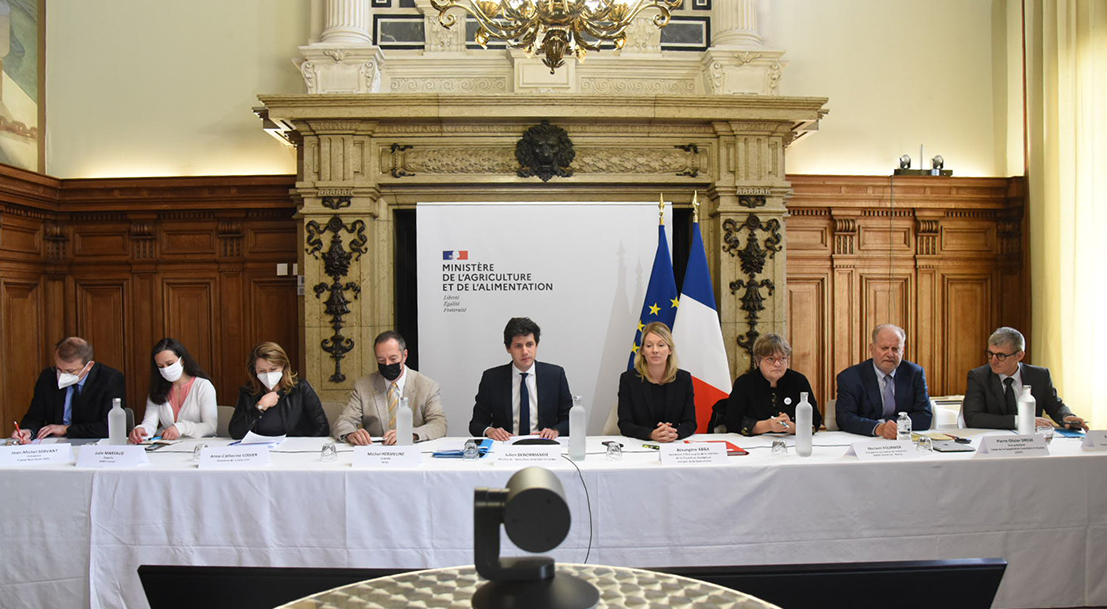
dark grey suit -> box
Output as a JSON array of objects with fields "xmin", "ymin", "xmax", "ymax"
[{"xmin": 962, "ymin": 363, "xmax": 1074, "ymax": 429}]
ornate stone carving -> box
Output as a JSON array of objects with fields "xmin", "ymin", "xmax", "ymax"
[
  {"xmin": 739, "ymin": 195, "xmax": 766, "ymax": 208},
  {"xmin": 390, "ymin": 144, "xmax": 416, "ymax": 178},
  {"xmin": 318, "ymin": 188, "xmax": 353, "ymax": 199},
  {"xmin": 707, "ymin": 62, "xmax": 724, "ymax": 95},
  {"xmin": 306, "ymin": 215, "xmax": 368, "ymax": 383},
  {"xmin": 323, "ymin": 49, "xmax": 347, "ymax": 63},
  {"xmin": 516, "ymin": 121, "xmax": 575, "ymax": 182},
  {"xmin": 674, "ymin": 144, "xmax": 701, "ymax": 177},
  {"xmin": 724, "ymin": 214, "xmax": 783, "ymax": 368},
  {"xmin": 300, "ymin": 61, "xmax": 317, "ymax": 93},
  {"xmin": 768, "ymin": 62, "xmax": 783, "ymax": 95},
  {"xmin": 361, "ymin": 60, "xmax": 380, "ymax": 92},
  {"xmin": 575, "ymin": 147, "xmax": 697, "ymax": 175},
  {"xmin": 389, "ymin": 78, "xmax": 507, "ymax": 93},
  {"xmin": 322, "ymin": 195, "xmax": 352, "ymax": 210},
  {"xmin": 624, "ymin": 16, "xmax": 662, "ymax": 53},
  {"xmin": 580, "ymin": 78, "xmax": 697, "ymax": 95}
]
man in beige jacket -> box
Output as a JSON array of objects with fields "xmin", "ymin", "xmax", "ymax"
[{"xmin": 333, "ymin": 331, "xmax": 447, "ymax": 445}]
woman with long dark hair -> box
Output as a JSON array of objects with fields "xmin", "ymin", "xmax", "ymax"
[{"xmin": 129, "ymin": 338, "xmax": 217, "ymax": 442}]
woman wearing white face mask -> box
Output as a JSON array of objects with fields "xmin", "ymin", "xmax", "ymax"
[
  {"xmin": 229, "ymin": 341, "xmax": 329, "ymax": 439},
  {"xmin": 129, "ymin": 338, "xmax": 218, "ymax": 443}
]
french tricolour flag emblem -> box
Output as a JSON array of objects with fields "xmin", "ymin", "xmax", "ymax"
[{"xmin": 442, "ymin": 250, "xmax": 469, "ymax": 260}]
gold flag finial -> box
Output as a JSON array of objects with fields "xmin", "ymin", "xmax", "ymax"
[
  {"xmin": 692, "ymin": 190, "xmax": 700, "ymax": 224},
  {"xmin": 658, "ymin": 193, "xmax": 665, "ymax": 225}
]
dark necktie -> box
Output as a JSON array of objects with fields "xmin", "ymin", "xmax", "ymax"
[
  {"xmin": 1003, "ymin": 377, "xmax": 1016, "ymax": 416},
  {"xmin": 519, "ymin": 372, "xmax": 530, "ymax": 435}
]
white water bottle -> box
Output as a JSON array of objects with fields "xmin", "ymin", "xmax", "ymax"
[
  {"xmin": 108, "ymin": 398, "xmax": 126, "ymax": 445},
  {"xmin": 569, "ymin": 395, "xmax": 586, "ymax": 461},
  {"xmin": 897, "ymin": 412, "xmax": 912, "ymax": 441},
  {"xmin": 795, "ymin": 392, "xmax": 812, "ymax": 457},
  {"xmin": 1017, "ymin": 386, "xmax": 1036, "ymax": 435},
  {"xmin": 395, "ymin": 396, "xmax": 413, "ymax": 445}
]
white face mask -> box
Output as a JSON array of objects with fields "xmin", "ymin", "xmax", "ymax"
[
  {"xmin": 56, "ymin": 362, "xmax": 89, "ymax": 389},
  {"xmin": 159, "ymin": 359, "xmax": 184, "ymax": 382},
  {"xmin": 258, "ymin": 370, "xmax": 283, "ymax": 391}
]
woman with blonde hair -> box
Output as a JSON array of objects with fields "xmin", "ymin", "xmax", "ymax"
[
  {"xmin": 229, "ymin": 342, "xmax": 328, "ymax": 439},
  {"xmin": 616, "ymin": 322, "xmax": 696, "ymax": 442},
  {"xmin": 720, "ymin": 333, "xmax": 820, "ymax": 435}
]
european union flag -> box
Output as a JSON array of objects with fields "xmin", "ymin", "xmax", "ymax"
[{"xmin": 628, "ymin": 224, "xmax": 679, "ymax": 369}]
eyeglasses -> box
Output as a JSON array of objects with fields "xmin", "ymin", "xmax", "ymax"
[
  {"xmin": 984, "ymin": 349, "xmax": 1020, "ymax": 362},
  {"xmin": 762, "ymin": 356, "xmax": 790, "ymax": 366}
]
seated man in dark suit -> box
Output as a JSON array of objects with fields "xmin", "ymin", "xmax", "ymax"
[
  {"xmin": 836, "ymin": 324, "xmax": 932, "ymax": 437},
  {"xmin": 963, "ymin": 326, "xmax": 1087, "ymax": 430},
  {"xmin": 10, "ymin": 337, "xmax": 126, "ymax": 442},
  {"xmin": 469, "ymin": 317, "xmax": 573, "ymax": 441}
]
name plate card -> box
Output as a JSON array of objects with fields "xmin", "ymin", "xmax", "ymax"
[
  {"xmin": 0, "ymin": 444, "xmax": 74, "ymax": 467},
  {"xmin": 495, "ymin": 445, "xmax": 561, "ymax": 466},
  {"xmin": 199, "ymin": 446, "xmax": 271, "ymax": 469},
  {"xmin": 1082, "ymin": 430, "xmax": 1107, "ymax": 450},
  {"xmin": 976, "ymin": 434, "xmax": 1049, "ymax": 457},
  {"xmin": 352, "ymin": 445, "xmax": 422, "ymax": 468},
  {"xmin": 849, "ymin": 439, "xmax": 917, "ymax": 461},
  {"xmin": 76, "ymin": 445, "xmax": 149, "ymax": 469},
  {"xmin": 660, "ymin": 442, "xmax": 728, "ymax": 466}
]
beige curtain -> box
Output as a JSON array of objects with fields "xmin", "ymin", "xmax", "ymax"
[{"xmin": 1025, "ymin": 0, "xmax": 1107, "ymax": 428}]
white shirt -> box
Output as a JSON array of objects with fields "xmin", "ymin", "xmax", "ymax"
[{"xmin": 511, "ymin": 363, "xmax": 539, "ymax": 435}]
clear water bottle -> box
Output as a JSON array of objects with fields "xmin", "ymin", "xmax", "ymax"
[
  {"xmin": 1017, "ymin": 385, "xmax": 1036, "ymax": 435},
  {"xmin": 395, "ymin": 396, "xmax": 413, "ymax": 446},
  {"xmin": 108, "ymin": 398, "xmax": 126, "ymax": 445},
  {"xmin": 569, "ymin": 395, "xmax": 586, "ymax": 461},
  {"xmin": 795, "ymin": 392, "xmax": 812, "ymax": 457},
  {"xmin": 896, "ymin": 411, "xmax": 912, "ymax": 441}
]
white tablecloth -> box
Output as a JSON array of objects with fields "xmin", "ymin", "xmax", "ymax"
[{"xmin": 2, "ymin": 430, "xmax": 1105, "ymax": 609}]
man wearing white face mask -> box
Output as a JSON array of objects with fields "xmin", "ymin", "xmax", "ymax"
[{"xmin": 12, "ymin": 337, "xmax": 126, "ymax": 441}]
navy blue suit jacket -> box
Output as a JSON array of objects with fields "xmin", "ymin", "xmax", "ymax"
[
  {"xmin": 835, "ymin": 359, "xmax": 932, "ymax": 436},
  {"xmin": 21, "ymin": 363, "xmax": 127, "ymax": 438},
  {"xmin": 468, "ymin": 361, "xmax": 572, "ymax": 436}
]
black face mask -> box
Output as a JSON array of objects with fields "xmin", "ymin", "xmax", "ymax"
[{"xmin": 378, "ymin": 361, "xmax": 402, "ymax": 381}]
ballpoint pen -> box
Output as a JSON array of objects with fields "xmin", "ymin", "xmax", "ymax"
[{"xmin": 13, "ymin": 421, "xmax": 27, "ymax": 445}]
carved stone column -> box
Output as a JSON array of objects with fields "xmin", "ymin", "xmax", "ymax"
[
  {"xmin": 299, "ymin": 0, "xmax": 383, "ymax": 94},
  {"xmin": 704, "ymin": 0, "xmax": 786, "ymax": 95}
]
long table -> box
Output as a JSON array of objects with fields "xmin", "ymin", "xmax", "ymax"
[{"xmin": 2, "ymin": 430, "xmax": 1105, "ymax": 609}]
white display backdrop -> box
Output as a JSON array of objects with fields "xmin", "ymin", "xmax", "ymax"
[{"xmin": 417, "ymin": 202, "xmax": 671, "ymax": 435}]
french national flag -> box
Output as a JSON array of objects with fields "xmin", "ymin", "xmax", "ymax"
[
  {"xmin": 442, "ymin": 250, "xmax": 469, "ymax": 260},
  {"xmin": 672, "ymin": 218, "xmax": 731, "ymax": 433}
]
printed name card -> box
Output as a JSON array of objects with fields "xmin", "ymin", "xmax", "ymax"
[
  {"xmin": 1082, "ymin": 430, "xmax": 1107, "ymax": 450},
  {"xmin": 0, "ymin": 444, "xmax": 74, "ymax": 467},
  {"xmin": 352, "ymin": 445, "xmax": 422, "ymax": 468},
  {"xmin": 850, "ymin": 439, "xmax": 917, "ymax": 461},
  {"xmin": 198, "ymin": 446, "xmax": 271, "ymax": 469},
  {"xmin": 660, "ymin": 442, "xmax": 728, "ymax": 466},
  {"xmin": 495, "ymin": 445, "xmax": 561, "ymax": 466},
  {"xmin": 76, "ymin": 445, "xmax": 149, "ymax": 469},
  {"xmin": 976, "ymin": 434, "xmax": 1049, "ymax": 457}
]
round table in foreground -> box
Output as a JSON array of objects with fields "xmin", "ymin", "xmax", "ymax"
[{"xmin": 277, "ymin": 563, "xmax": 780, "ymax": 609}]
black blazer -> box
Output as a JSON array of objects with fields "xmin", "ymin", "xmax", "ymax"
[
  {"xmin": 835, "ymin": 359, "xmax": 932, "ymax": 436},
  {"xmin": 617, "ymin": 369, "xmax": 697, "ymax": 441},
  {"xmin": 230, "ymin": 380, "xmax": 329, "ymax": 439},
  {"xmin": 20, "ymin": 363, "xmax": 127, "ymax": 439},
  {"xmin": 468, "ymin": 361, "xmax": 573, "ymax": 436},
  {"xmin": 723, "ymin": 367, "xmax": 821, "ymax": 435},
  {"xmin": 962, "ymin": 363, "xmax": 1074, "ymax": 429}
]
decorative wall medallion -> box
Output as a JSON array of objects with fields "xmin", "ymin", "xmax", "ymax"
[
  {"xmin": 305, "ymin": 215, "xmax": 368, "ymax": 383},
  {"xmin": 724, "ymin": 214, "xmax": 783, "ymax": 369},
  {"xmin": 516, "ymin": 121, "xmax": 575, "ymax": 182}
]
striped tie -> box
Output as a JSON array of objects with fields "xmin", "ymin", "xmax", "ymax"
[{"xmin": 387, "ymin": 381, "xmax": 399, "ymax": 430}]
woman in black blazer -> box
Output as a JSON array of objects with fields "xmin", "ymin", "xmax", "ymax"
[
  {"xmin": 229, "ymin": 341, "xmax": 329, "ymax": 439},
  {"xmin": 617, "ymin": 322, "xmax": 697, "ymax": 442},
  {"xmin": 721, "ymin": 333, "xmax": 820, "ymax": 436}
]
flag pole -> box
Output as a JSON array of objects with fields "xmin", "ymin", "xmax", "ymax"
[
  {"xmin": 658, "ymin": 193, "xmax": 665, "ymax": 225},
  {"xmin": 692, "ymin": 190, "xmax": 700, "ymax": 224}
]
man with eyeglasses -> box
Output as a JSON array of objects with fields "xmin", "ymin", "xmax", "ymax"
[
  {"xmin": 10, "ymin": 337, "xmax": 126, "ymax": 443},
  {"xmin": 835, "ymin": 324, "xmax": 932, "ymax": 438},
  {"xmin": 962, "ymin": 327, "xmax": 1087, "ymax": 430}
]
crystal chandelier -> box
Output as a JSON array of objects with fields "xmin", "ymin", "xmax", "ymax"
[{"xmin": 429, "ymin": 0, "xmax": 683, "ymax": 73}]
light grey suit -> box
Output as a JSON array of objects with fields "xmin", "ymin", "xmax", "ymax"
[{"xmin": 333, "ymin": 368, "xmax": 447, "ymax": 442}]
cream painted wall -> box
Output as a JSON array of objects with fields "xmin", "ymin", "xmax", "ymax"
[
  {"xmin": 45, "ymin": 0, "xmax": 1016, "ymax": 178},
  {"xmin": 46, "ymin": 0, "xmax": 308, "ymax": 178}
]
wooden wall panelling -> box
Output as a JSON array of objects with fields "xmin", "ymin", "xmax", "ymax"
[
  {"xmin": 942, "ymin": 273, "xmax": 993, "ymax": 395},
  {"xmin": 161, "ymin": 276, "xmax": 217, "ymax": 394},
  {"xmin": 75, "ymin": 281, "xmax": 129, "ymax": 376},
  {"xmin": 1, "ymin": 279, "xmax": 44, "ymax": 433},
  {"xmin": 786, "ymin": 274, "xmax": 830, "ymax": 412}
]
